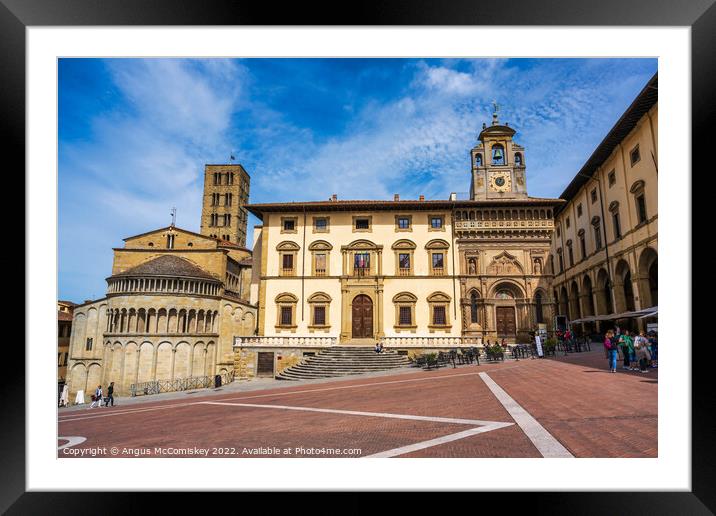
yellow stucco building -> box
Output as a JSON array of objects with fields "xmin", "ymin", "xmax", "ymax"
[
  {"xmin": 548, "ymin": 73, "xmax": 658, "ymax": 333},
  {"xmin": 237, "ymin": 105, "xmax": 568, "ymax": 377}
]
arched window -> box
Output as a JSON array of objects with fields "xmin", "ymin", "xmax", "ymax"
[
  {"xmin": 492, "ymin": 144, "xmax": 505, "ymax": 165},
  {"xmin": 475, "ymin": 153, "xmax": 483, "ymax": 167},
  {"xmin": 514, "ymin": 152, "xmax": 523, "ymax": 166},
  {"xmin": 470, "ymin": 291, "xmax": 479, "ymax": 324},
  {"xmin": 535, "ymin": 292, "xmax": 544, "ymax": 323}
]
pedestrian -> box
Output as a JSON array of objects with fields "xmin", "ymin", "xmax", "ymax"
[
  {"xmin": 604, "ymin": 330, "xmax": 618, "ymax": 372},
  {"xmin": 648, "ymin": 332, "xmax": 658, "ymax": 367},
  {"xmin": 89, "ymin": 384, "xmax": 103, "ymax": 408},
  {"xmin": 105, "ymin": 381, "xmax": 115, "ymax": 407},
  {"xmin": 624, "ymin": 330, "xmax": 636, "ymax": 370},
  {"xmin": 634, "ymin": 331, "xmax": 651, "ymax": 373},
  {"xmin": 618, "ymin": 330, "xmax": 632, "ymax": 370}
]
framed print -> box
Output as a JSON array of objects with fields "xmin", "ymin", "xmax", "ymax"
[{"xmin": 3, "ymin": 0, "xmax": 714, "ymax": 512}]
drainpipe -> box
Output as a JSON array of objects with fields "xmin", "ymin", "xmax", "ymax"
[
  {"xmin": 450, "ymin": 203, "xmax": 458, "ymax": 320},
  {"xmin": 301, "ymin": 207, "xmax": 307, "ymax": 321}
]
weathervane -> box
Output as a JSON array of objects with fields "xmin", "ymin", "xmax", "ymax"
[{"xmin": 170, "ymin": 207, "xmax": 176, "ymax": 227}]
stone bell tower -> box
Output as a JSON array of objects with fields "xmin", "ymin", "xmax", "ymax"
[
  {"xmin": 469, "ymin": 102, "xmax": 528, "ymax": 200},
  {"xmin": 200, "ymin": 164, "xmax": 251, "ymax": 246}
]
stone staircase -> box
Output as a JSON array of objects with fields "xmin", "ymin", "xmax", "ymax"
[{"xmin": 276, "ymin": 346, "xmax": 411, "ymax": 381}]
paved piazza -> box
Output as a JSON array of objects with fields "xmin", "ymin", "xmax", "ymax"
[{"xmin": 58, "ymin": 349, "xmax": 657, "ymax": 459}]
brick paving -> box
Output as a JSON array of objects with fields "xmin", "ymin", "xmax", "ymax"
[{"xmin": 58, "ymin": 348, "xmax": 657, "ymax": 458}]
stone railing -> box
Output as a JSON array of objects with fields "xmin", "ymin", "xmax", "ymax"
[
  {"xmin": 379, "ymin": 336, "xmax": 483, "ymax": 348},
  {"xmin": 234, "ymin": 336, "xmax": 338, "ymax": 348},
  {"xmin": 455, "ymin": 220, "xmax": 554, "ymax": 230}
]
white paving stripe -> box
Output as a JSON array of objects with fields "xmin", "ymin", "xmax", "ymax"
[
  {"xmin": 201, "ymin": 401, "xmax": 514, "ymax": 458},
  {"xmin": 57, "ymin": 436, "xmax": 87, "ymax": 450},
  {"xmin": 58, "ymin": 403, "xmax": 201, "ymax": 422},
  {"xmin": 201, "ymin": 401, "xmax": 507, "ymax": 426},
  {"xmin": 364, "ymin": 423, "xmax": 513, "ymax": 458},
  {"xmin": 58, "ymin": 370, "xmax": 489, "ymax": 423},
  {"xmin": 478, "ymin": 372, "xmax": 573, "ymax": 458}
]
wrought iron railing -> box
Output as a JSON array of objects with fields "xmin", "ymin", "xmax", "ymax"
[{"xmin": 129, "ymin": 370, "xmax": 235, "ymax": 397}]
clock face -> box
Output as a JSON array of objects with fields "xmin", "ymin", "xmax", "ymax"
[{"xmin": 489, "ymin": 173, "xmax": 512, "ymax": 192}]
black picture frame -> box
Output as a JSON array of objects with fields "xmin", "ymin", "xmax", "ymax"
[{"xmin": 3, "ymin": 0, "xmax": 713, "ymax": 512}]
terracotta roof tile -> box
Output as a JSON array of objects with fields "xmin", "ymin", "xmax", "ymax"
[
  {"xmin": 112, "ymin": 255, "xmax": 218, "ymax": 281},
  {"xmin": 57, "ymin": 311, "xmax": 73, "ymax": 322}
]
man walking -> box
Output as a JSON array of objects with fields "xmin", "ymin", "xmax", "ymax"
[{"xmin": 105, "ymin": 381, "xmax": 115, "ymax": 407}]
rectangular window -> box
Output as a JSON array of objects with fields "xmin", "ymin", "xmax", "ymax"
[
  {"xmin": 433, "ymin": 306, "xmax": 447, "ymax": 325},
  {"xmin": 568, "ymin": 246, "xmax": 574, "ymax": 267},
  {"xmin": 355, "ymin": 218, "xmax": 370, "ymax": 230},
  {"xmin": 580, "ymin": 237, "xmax": 587, "ymax": 260},
  {"xmin": 577, "ymin": 204, "xmax": 583, "ymax": 217},
  {"xmin": 313, "ymin": 306, "xmax": 326, "ymax": 326},
  {"xmin": 314, "ymin": 218, "xmax": 328, "ymax": 231},
  {"xmin": 283, "ymin": 219, "xmax": 295, "ymax": 231},
  {"xmin": 354, "ymin": 253, "xmax": 370, "ymax": 275},
  {"xmin": 636, "ymin": 194, "xmax": 648, "ymax": 223},
  {"xmin": 630, "ymin": 145, "xmax": 641, "ymax": 166},
  {"xmin": 85, "ymin": 337, "xmax": 93, "ymax": 351},
  {"xmin": 613, "ymin": 213, "xmax": 622, "ymax": 239},
  {"xmin": 432, "ymin": 253, "xmax": 444, "ymax": 269},
  {"xmin": 314, "ymin": 253, "xmax": 326, "ymax": 276},
  {"xmin": 591, "ymin": 188, "xmax": 598, "ymax": 204},
  {"xmin": 431, "ymin": 217, "xmax": 443, "ymax": 229},
  {"xmin": 558, "ymin": 254, "xmax": 564, "ymax": 272},
  {"xmin": 594, "ymin": 226, "xmax": 603, "ymax": 250},
  {"xmin": 608, "ymin": 170, "xmax": 616, "ymax": 187},
  {"xmin": 566, "ymin": 217, "xmax": 570, "ymax": 228},
  {"xmin": 399, "ymin": 253, "xmax": 411, "ymax": 270},
  {"xmin": 280, "ymin": 307, "xmax": 292, "ymax": 326},
  {"xmin": 397, "ymin": 217, "xmax": 410, "ymax": 229},
  {"xmin": 399, "ymin": 306, "xmax": 412, "ymax": 326},
  {"xmin": 282, "ymin": 254, "xmax": 294, "ymax": 273}
]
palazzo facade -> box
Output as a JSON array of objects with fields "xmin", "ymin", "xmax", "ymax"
[
  {"xmin": 237, "ymin": 108, "xmax": 565, "ymax": 377},
  {"xmin": 548, "ymin": 74, "xmax": 658, "ymax": 333}
]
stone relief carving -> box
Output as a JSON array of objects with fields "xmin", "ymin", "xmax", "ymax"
[{"xmin": 486, "ymin": 252, "xmax": 523, "ymax": 275}]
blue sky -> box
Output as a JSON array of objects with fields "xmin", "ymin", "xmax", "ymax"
[{"xmin": 59, "ymin": 57, "xmax": 657, "ymax": 302}]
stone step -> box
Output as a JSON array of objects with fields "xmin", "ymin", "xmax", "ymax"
[{"xmin": 275, "ymin": 346, "xmax": 412, "ymax": 380}]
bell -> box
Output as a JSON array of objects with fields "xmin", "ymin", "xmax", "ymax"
[{"xmin": 493, "ymin": 148, "xmax": 503, "ymax": 161}]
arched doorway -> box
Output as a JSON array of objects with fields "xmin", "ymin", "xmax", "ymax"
[
  {"xmin": 351, "ymin": 295, "xmax": 373, "ymax": 338},
  {"xmin": 490, "ymin": 282, "xmax": 524, "ymax": 339},
  {"xmin": 637, "ymin": 247, "xmax": 658, "ymax": 307},
  {"xmin": 614, "ymin": 260, "xmax": 635, "ymax": 313}
]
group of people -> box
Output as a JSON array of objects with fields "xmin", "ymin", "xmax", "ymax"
[
  {"xmin": 603, "ymin": 327, "xmax": 658, "ymax": 373},
  {"xmin": 374, "ymin": 342, "xmax": 385, "ymax": 353},
  {"xmin": 88, "ymin": 382, "xmax": 115, "ymax": 408}
]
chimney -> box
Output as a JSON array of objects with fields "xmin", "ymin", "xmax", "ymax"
[
  {"xmin": 449, "ymin": 192, "xmax": 457, "ymax": 201},
  {"xmin": 331, "ymin": 194, "xmax": 337, "ymax": 201},
  {"xmin": 394, "ymin": 194, "xmax": 400, "ymax": 201},
  {"xmin": 419, "ymin": 195, "xmax": 425, "ymax": 201}
]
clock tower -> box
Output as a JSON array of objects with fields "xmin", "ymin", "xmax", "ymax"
[{"xmin": 469, "ymin": 103, "xmax": 528, "ymax": 200}]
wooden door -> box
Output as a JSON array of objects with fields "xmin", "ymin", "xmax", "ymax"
[
  {"xmin": 257, "ymin": 352, "xmax": 274, "ymax": 377},
  {"xmin": 496, "ymin": 307, "xmax": 516, "ymax": 336},
  {"xmin": 351, "ymin": 295, "xmax": 373, "ymax": 338}
]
